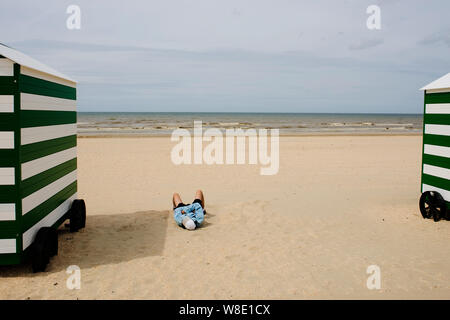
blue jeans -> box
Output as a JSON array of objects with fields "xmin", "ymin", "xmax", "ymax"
[{"xmin": 174, "ymin": 202, "xmax": 204, "ymax": 227}]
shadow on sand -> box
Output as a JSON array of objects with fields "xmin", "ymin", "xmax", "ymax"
[{"xmin": 0, "ymin": 210, "xmax": 169, "ymax": 277}]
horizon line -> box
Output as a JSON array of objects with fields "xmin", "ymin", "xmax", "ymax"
[{"xmin": 77, "ymin": 111, "xmax": 422, "ymax": 115}]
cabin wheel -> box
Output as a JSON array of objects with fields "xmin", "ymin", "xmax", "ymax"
[
  {"xmin": 445, "ymin": 207, "xmax": 450, "ymax": 221},
  {"xmin": 419, "ymin": 191, "xmax": 446, "ymax": 222},
  {"xmin": 70, "ymin": 199, "xmax": 86, "ymax": 232},
  {"xmin": 31, "ymin": 227, "xmax": 58, "ymax": 273}
]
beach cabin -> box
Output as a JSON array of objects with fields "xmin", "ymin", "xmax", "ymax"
[
  {"xmin": 0, "ymin": 44, "xmax": 86, "ymax": 272},
  {"xmin": 419, "ymin": 73, "xmax": 450, "ymax": 222}
]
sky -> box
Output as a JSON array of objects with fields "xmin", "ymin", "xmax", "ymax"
[{"xmin": 0, "ymin": 0, "xmax": 449, "ymax": 113}]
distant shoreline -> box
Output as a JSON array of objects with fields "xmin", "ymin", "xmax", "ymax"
[
  {"xmin": 77, "ymin": 132, "xmax": 422, "ymax": 138},
  {"xmin": 78, "ymin": 111, "xmax": 422, "ymax": 115},
  {"xmin": 77, "ymin": 112, "xmax": 423, "ymax": 137}
]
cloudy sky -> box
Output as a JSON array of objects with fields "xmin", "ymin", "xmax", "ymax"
[{"xmin": 1, "ymin": 0, "xmax": 449, "ymax": 113}]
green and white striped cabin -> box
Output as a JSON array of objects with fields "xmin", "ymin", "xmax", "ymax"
[
  {"xmin": 420, "ymin": 73, "xmax": 450, "ymax": 207},
  {"xmin": 0, "ymin": 44, "xmax": 77, "ymax": 265}
]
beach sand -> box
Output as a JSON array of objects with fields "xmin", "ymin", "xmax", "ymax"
[{"xmin": 1, "ymin": 135, "xmax": 449, "ymax": 299}]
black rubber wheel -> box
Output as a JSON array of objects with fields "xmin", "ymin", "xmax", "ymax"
[
  {"xmin": 31, "ymin": 227, "xmax": 57, "ymax": 273},
  {"xmin": 70, "ymin": 199, "xmax": 86, "ymax": 232},
  {"xmin": 445, "ymin": 209, "xmax": 450, "ymax": 221},
  {"xmin": 419, "ymin": 191, "xmax": 446, "ymax": 222}
]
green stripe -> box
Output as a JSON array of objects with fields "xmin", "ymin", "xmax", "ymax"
[
  {"xmin": 0, "ymin": 77, "xmax": 14, "ymax": 95},
  {"xmin": 0, "ymin": 223, "xmax": 18, "ymax": 236},
  {"xmin": 423, "ymin": 134, "xmax": 450, "ymax": 148},
  {"xmin": 0, "ymin": 253, "xmax": 21, "ymax": 265},
  {"xmin": 0, "ymin": 185, "xmax": 16, "ymax": 202},
  {"xmin": 20, "ymin": 110, "xmax": 76, "ymax": 128},
  {"xmin": 422, "ymin": 174, "xmax": 450, "ymax": 191},
  {"xmin": 0, "ymin": 113, "xmax": 16, "ymax": 130},
  {"xmin": 22, "ymin": 181, "xmax": 77, "ymax": 233},
  {"xmin": 21, "ymin": 159, "xmax": 77, "ymax": 198},
  {"xmin": 424, "ymin": 114, "xmax": 450, "ymax": 125},
  {"xmin": 0, "ymin": 150, "xmax": 16, "ymax": 167},
  {"xmin": 20, "ymin": 135, "xmax": 77, "ymax": 163},
  {"xmin": 425, "ymin": 92, "xmax": 450, "ymax": 104},
  {"xmin": 423, "ymin": 154, "xmax": 450, "ymax": 170},
  {"xmin": 19, "ymin": 74, "xmax": 76, "ymax": 100}
]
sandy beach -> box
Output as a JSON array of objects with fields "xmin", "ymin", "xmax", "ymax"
[{"xmin": 0, "ymin": 134, "xmax": 449, "ymax": 299}]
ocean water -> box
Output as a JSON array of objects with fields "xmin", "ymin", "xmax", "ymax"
[{"xmin": 77, "ymin": 112, "xmax": 422, "ymax": 136}]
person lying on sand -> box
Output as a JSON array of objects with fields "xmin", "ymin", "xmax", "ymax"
[{"xmin": 172, "ymin": 190, "xmax": 205, "ymax": 230}]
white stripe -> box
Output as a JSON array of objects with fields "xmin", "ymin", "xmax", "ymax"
[
  {"xmin": 0, "ymin": 95, "xmax": 14, "ymax": 113},
  {"xmin": 422, "ymin": 184, "xmax": 450, "ymax": 202},
  {"xmin": 427, "ymin": 88, "xmax": 450, "ymax": 94},
  {"xmin": 0, "ymin": 239, "xmax": 16, "ymax": 254},
  {"xmin": 424, "ymin": 144, "xmax": 450, "ymax": 158},
  {"xmin": 425, "ymin": 124, "xmax": 450, "ymax": 136},
  {"xmin": 21, "ymin": 93, "xmax": 76, "ymax": 111},
  {"xmin": 22, "ymin": 170, "xmax": 77, "ymax": 215},
  {"xmin": 21, "ymin": 66, "xmax": 76, "ymax": 88},
  {"xmin": 0, "ymin": 167, "xmax": 15, "ymax": 185},
  {"xmin": 21, "ymin": 123, "xmax": 77, "ymax": 145},
  {"xmin": 0, "ymin": 204, "xmax": 15, "ymax": 221},
  {"xmin": 22, "ymin": 147, "xmax": 77, "ymax": 180},
  {"xmin": 426, "ymin": 104, "xmax": 450, "ymax": 114},
  {"xmin": 0, "ymin": 131, "xmax": 14, "ymax": 149},
  {"xmin": 0, "ymin": 59, "xmax": 13, "ymax": 76},
  {"xmin": 423, "ymin": 164, "xmax": 450, "ymax": 180},
  {"xmin": 22, "ymin": 194, "xmax": 76, "ymax": 250}
]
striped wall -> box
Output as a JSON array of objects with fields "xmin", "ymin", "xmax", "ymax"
[
  {"xmin": 22, "ymin": 193, "xmax": 76, "ymax": 250},
  {"xmin": 422, "ymin": 90, "xmax": 450, "ymax": 203},
  {"xmin": 0, "ymin": 57, "xmax": 17, "ymax": 256},
  {"xmin": 21, "ymin": 66, "xmax": 76, "ymax": 89},
  {"xmin": 0, "ymin": 59, "xmax": 77, "ymax": 258},
  {"xmin": 18, "ymin": 70, "xmax": 77, "ymax": 251}
]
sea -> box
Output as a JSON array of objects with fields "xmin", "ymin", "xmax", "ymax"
[{"xmin": 77, "ymin": 112, "xmax": 422, "ymax": 136}]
